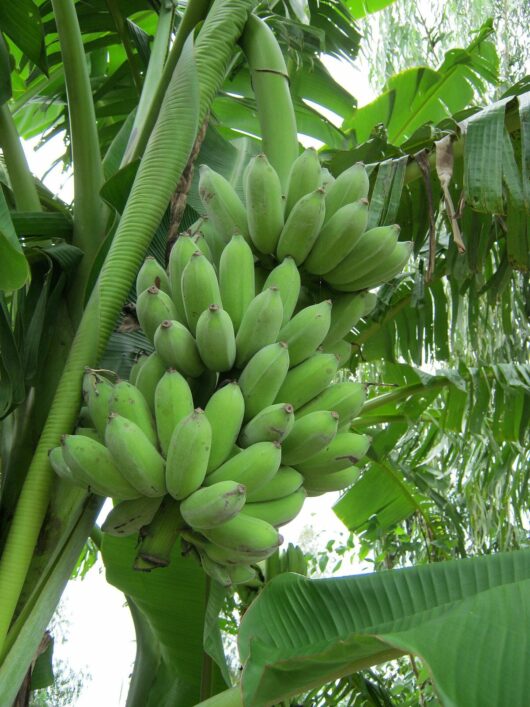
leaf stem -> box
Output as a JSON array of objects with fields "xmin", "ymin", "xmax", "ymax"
[
  {"xmin": 0, "ymin": 104, "xmax": 41, "ymax": 211},
  {"xmin": 194, "ymin": 686, "xmax": 243, "ymax": 707}
]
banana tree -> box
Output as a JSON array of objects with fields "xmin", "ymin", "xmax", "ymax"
[{"xmin": 0, "ymin": 1, "xmax": 529, "ymax": 705}]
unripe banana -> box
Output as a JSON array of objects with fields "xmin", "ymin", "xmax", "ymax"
[
  {"xmin": 320, "ymin": 168, "xmax": 335, "ymax": 191},
  {"xmin": 238, "ymin": 403, "xmax": 295, "ymax": 448},
  {"xmin": 235, "ymin": 287, "xmax": 284, "ymax": 368},
  {"xmin": 188, "ymin": 369, "xmax": 218, "ymax": 409},
  {"xmin": 136, "ymin": 286, "xmax": 177, "ymax": 343},
  {"xmin": 180, "ymin": 481, "xmax": 246, "ymax": 529},
  {"xmin": 227, "ymin": 563, "xmax": 257, "ymax": 585},
  {"xmin": 168, "ymin": 234, "xmax": 197, "ymax": 323},
  {"xmin": 296, "ymin": 381, "xmax": 366, "ymax": 429},
  {"xmin": 101, "ymin": 497, "xmax": 163, "ymax": 536},
  {"xmin": 323, "ymin": 339, "xmax": 351, "ymax": 368},
  {"xmin": 204, "ymin": 441, "xmax": 281, "ymax": 494},
  {"xmin": 199, "ymin": 553, "xmax": 233, "ymax": 585},
  {"xmin": 154, "ymin": 319, "xmax": 204, "ymax": 378},
  {"xmin": 191, "ymin": 231, "xmax": 213, "ymax": 263},
  {"xmin": 166, "ymin": 408, "xmax": 211, "ymax": 500},
  {"xmin": 284, "ymin": 147, "xmax": 322, "ymax": 217},
  {"xmin": 263, "ymin": 257, "xmax": 300, "ymax": 325},
  {"xmin": 276, "ymin": 188, "xmax": 326, "ymax": 264},
  {"xmin": 219, "ymin": 234, "xmax": 255, "ymax": 332},
  {"xmin": 82, "ymin": 371, "xmax": 114, "ymax": 439},
  {"xmin": 323, "ymin": 162, "xmax": 369, "ymax": 224},
  {"xmin": 154, "ymin": 369, "xmax": 194, "ymax": 456},
  {"xmin": 296, "ymin": 432, "xmax": 370, "ymax": 475},
  {"xmin": 62, "ymin": 434, "xmax": 141, "ymax": 499},
  {"xmin": 199, "ymin": 538, "xmax": 277, "ymax": 565},
  {"xmin": 303, "ymin": 465, "xmax": 360, "ymax": 495},
  {"xmin": 244, "ymin": 153, "xmax": 284, "ymax": 254},
  {"xmin": 205, "ymin": 382, "xmax": 245, "ymax": 472},
  {"xmin": 283, "ymin": 543, "xmax": 307, "ymax": 575},
  {"xmin": 108, "ymin": 381, "xmax": 157, "ymax": 447},
  {"xmin": 361, "ymin": 291, "xmax": 378, "ymax": 316},
  {"xmin": 196, "ymin": 305, "xmax": 236, "ymax": 372},
  {"xmin": 105, "ymin": 414, "xmax": 166, "ymax": 497},
  {"xmin": 242, "ymin": 487, "xmax": 306, "ymax": 527},
  {"xmin": 74, "ymin": 427, "xmax": 101, "ymax": 442},
  {"xmin": 238, "ymin": 342, "xmax": 290, "ymax": 422},
  {"xmin": 198, "ymin": 164, "xmax": 249, "ymax": 242},
  {"xmin": 281, "ymin": 411, "xmax": 339, "ymax": 466},
  {"xmin": 49, "ymin": 446, "xmax": 75, "ymax": 484},
  {"xmin": 136, "ymin": 256, "xmax": 171, "ymax": 297},
  {"xmin": 323, "ymin": 225, "xmax": 400, "ymax": 286},
  {"xmin": 129, "ymin": 354, "xmax": 148, "ymax": 386},
  {"xmin": 134, "ymin": 352, "xmax": 166, "ymax": 412},
  {"xmin": 275, "ymin": 353, "xmax": 339, "ymax": 410},
  {"xmin": 202, "ymin": 513, "xmax": 281, "ymax": 554},
  {"xmin": 303, "ymin": 199, "xmax": 369, "ymax": 275},
  {"xmin": 181, "ymin": 251, "xmax": 222, "ymax": 335},
  {"xmin": 135, "ymin": 497, "xmax": 184, "ymax": 569},
  {"xmin": 197, "ymin": 218, "xmax": 225, "ymax": 269},
  {"xmin": 247, "ymin": 466, "xmax": 303, "ymax": 502},
  {"xmin": 278, "ymin": 300, "xmax": 332, "ymax": 366},
  {"xmin": 323, "ymin": 293, "xmax": 369, "ymax": 346},
  {"xmin": 336, "ymin": 241, "xmax": 413, "ymax": 292}
]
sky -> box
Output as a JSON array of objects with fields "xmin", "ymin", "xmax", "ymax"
[{"xmin": 21, "ymin": 46, "xmax": 378, "ymax": 707}]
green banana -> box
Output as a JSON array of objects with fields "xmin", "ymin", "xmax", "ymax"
[
  {"xmin": 165, "ymin": 408, "xmax": 212, "ymax": 500},
  {"xmin": 129, "ymin": 354, "xmax": 148, "ymax": 386},
  {"xmin": 238, "ymin": 341, "xmax": 290, "ymax": 422},
  {"xmin": 296, "ymin": 432, "xmax": 370, "ymax": 475},
  {"xmin": 136, "ymin": 256, "xmax": 171, "ymax": 296},
  {"xmin": 195, "ymin": 305, "xmax": 236, "ymax": 372},
  {"xmin": 61, "ymin": 434, "xmax": 141, "ymax": 499},
  {"xmin": 105, "ymin": 414, "xmax": 166, "ymax": 497},
  {"xmin": 200, "ymin": 538, "xmax": 277, "ymax": 566},
  {"xmin": 323, "ymin": 292, "xmax": 369, "ymax": 346},
  {"xmin": 191, "ymin": 231, "xmax": 213, "ymax": 263},
  {"xmin": 361, "ymin": 291, "xmax": 378, "ymax": 316},
  {"xmin": 168, "ymin": 234, "xmax": 197, "ymax": 323},
  {"xmin": 108, "ymin": 381, "xmax": 158, "ymax": 447},
  {"xmin": 204, "ymin": 441, "xmax": 281, "ymax": 494},
  {"xmin": 323, "ymin": 225, "xmax": 400, "ymax": 287},
  {"xmin": 263, "ymin": 257, "xmax": 301, "ymax": 325},
  {"xmin": 219, "ymin": 234, "xmax": 255, "ymax": 332},
  {"xmin": 198, "ymin": 164, "xmax": 249, "ymax": 242},
  {"xmin": 303, "ymin": 200, "xmax": 369, "ymax": 275},
  {"xmin": 153, "ymin": 319, "xmax": 204, "ymax": 377},
  {"xmin": 202, "ymin": 513, "xmax": 280, "ymax": 554},
  {"xmin": 296, "ymin": 381, "xmax": 366, "ymax": 429},
  {"xmin": 303, "ymin": 465, "xmax": 360, "ymax": 495},
  {"xmin": 82, "ymin": 370, "xmax": 114, "ymax": 439},
  {"xmin": 320, "ymin": 168, "xmax": 335, "ymax": 192},
  {"xmin": 336, "ymin": 241, "xmax": 413, "ymax": 292},
  {"xmin": 246, "ymin": 465, "xmax": 303, "ymax": 502},
  {"xmin": 198, "ymin": 553, "xmax": 233, "ymax": 586},
  {"xmin": 154, "ymin": 369, "xmax": 194, "ymax": 456},
  {"xmin": 235, "ymin": 287, "xmax": 284, "ymax": 367},
  {"xmin": 242, "ymin": 487, "xmax": 306, "ymax": 527},
  {"xmin": 101, "ymin": 497, "xmax": 163, "ymax": 536},
  {"xmin": 282, "ymin": 542, "xmax": 307, "ymax": 575},
  {"xmin": 276, "ymin": 188, "xmax": 326, "ymax": 264},
  {"xmin": 284, "ymin": 147, "xmax": 322, "ymax": 217},
  {"xmin": 227, "ymin": 564, "xmax": 257, "ymax": 585},
  {"xmin": 134, "ymin": 352, "xmax": 166, "ymax": 412},
  {"xmin": 244, "ymin": 153, "xmax": 284, "ymax": 254},
  {"xmin": 278, "ymin": 300, "xmax": 332, "ymax": 366},
  {"xmin": 74, "ymin": 427, "xmax": 101, "ymax": 441},
  {"xmin": 323, "ymin": 162, "xmax": 369, "ymax": 224},
  {"xmin": 180, "ymin": 480, "xmax": 246, "ymax": 529},
  {"xmin": 238, "ymin": 403, "xmax": 295, "ymax": 448},
  {"xmin": 49, "ymin": 446, "xmax": 75, "ymax": 484},
  {"xmin": 181, "ymin": 250, "xmax": 222, "ymax": 335},
  {"xmin": 205, "ymin": 382, "xmax": 245, "ymax": 472},
  {"xmin": 275, "ymin": 352, "xmax": 339, "ymax": 410},
  {"xmin": 197, "ymin": 218, "xmax": 225, "ymax": 270},
  {"xmin": 323, "ymin": 339, "xmax": 351, "ymax": 368},
  {"xmin": 136, "ymin": 285, "xmax": 177, "ymax": 343},
  {"xmin": 281, "ymin": 410, "xmax": 339, "ymax": 466}
]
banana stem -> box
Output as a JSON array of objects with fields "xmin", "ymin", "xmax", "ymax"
[
  {"xmin": 0, "ymin": 104, "xmax": 41, "ymax": 211},
  {"xmin": 194, "ymin": 686, "xmax": 243, "ymax": 707},
  {"xmin": 240, "ymin": 15, "xmax": 298, "ymax": 190},
  {"xmin": 134, "ymin": 497, "xmax": 185, "ymax": 570}
]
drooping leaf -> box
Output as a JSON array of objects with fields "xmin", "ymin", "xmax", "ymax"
[
  {"xmin": 0, "ymin": 0, "xmax": 47, "ymax": 73},
  {"xmin": 0, "ymin": 187, "xmax": 30, "ymax": 291}
]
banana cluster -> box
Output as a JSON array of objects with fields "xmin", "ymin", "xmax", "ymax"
[{"xmin": 48, "ymin": 152, "xmax": 411, "ymax": 586}]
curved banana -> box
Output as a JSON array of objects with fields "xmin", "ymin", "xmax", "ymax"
[
  {"xmin": 276, "ymin": 188, "xmax": 326, "ymax": 264},
  {"xmin": 180, "ymin": 480, "xmax": 246, "ymax": 529},
  {"xmin": 49, "ymin": 446, "xmax": 75, "ymax": 484},
  {"xmin": 199, "ymin": 553, "xmax": 233, "ymax": 586},
  {"xmin": 198, "ymin": 165, "xmax": 249, "ymax": 242},
  {"xmin": 196, "ymin": 305, "xmax": 236, "ymax": 372},
  {"xmin": 275, "ymin": 352, "xmax": 339, "ymax": 410},
  {"xmin": 191, "ymin": 230, "xmax": 213, "ymax": 263},
  {"xmin": 303, "ymin": 199, "xmax": 369, "ymax": 275},
  {"xmin": 238, "ymin": 341, "xmax": 290, "ymax": 422},
  {"xmin": 136, "ymin": 285, "xmax": 177, "ymax": 343},
  {"xmin": 202, "ymin": 513, "xmax": 280, "ymax": 554},
  {"xmin": 205, "ymin": 382, "xmax": 245, "ymax": 472},
  {"xmin": 165, "ymin": 408, "xmax": 212, "ymax": 500},
  {"xmin": 82, "ymin": 371, "xmax": 114, "ymax": 439},
  {"xmin": 278, "ymin": 300, "xmax": 332, "ymax": 366},
  {"xmin": 105, "ymin": 414, "xmax": 166, "ymax": 497},
  {"xmin": 281, "ymin": 410, "xmax": 339, "ymax": 466},
  {"xmin": 219, "ymin": 234, "xmax": 255, "ymax": 333},
  {"xmin": 284, "ymin": 147, "xmax": 322, "ymax": 217},
  {"xmin": 323, "ymin": 162, "xmax": 369, "ymax": 224},
  {"xmin": 322, "ymin": 339, "xmax": 351, "ymax": 368},
  {"xmin": 154, "ymin": 319, "xmax": 204, "ymax": 378},
  {"xmin": 168, "ymin": 234, "xmax": 198, "ymax": 323},
  {"xmin": 108, "ymin": 381, "xmax": 158, "ymax": 447},
  {"xmin": 296, "ymin": 432, "xmax": 370, "ymax": 475},
  {"xmin": 323, "ymin": 292, "xmax": 369, "ymax": 346},
  {"xmin": 263, "ymin": 257, "xmax": 301, "ymax": 325},
  {"xmin": 244, "ymin": 153, "xmax": 284, "ymax": 254},
  {"xmin": 181, "ymin": 251, "xmax": 222, "ymax": 336},
  {"xmin": 335, "ymin": 241, "xmax": 413, "ymax": 292},
  {"xmin": 204, "ymin": 441, "xmax": 281, "ymax": 494},
  {"xmin": 129, "ymin": 354, "xmax": 148, "ymax": 386},
  {"xmin": 101, "ymin": 497, "xmax": 163, "ymax": 536},
  {"xmin": 136, "ymin": 256, "xmax": 171, "ymax": 296},
  {"xmin": 197, "ymin": 217, "xmax": 225, "ymax": 270},
  {"xmin": 154, "ymin": 369, "xmax": 194, "ymax": 456},
  {"xmin": 361, "ymin": 291, "xmax": 378, "ymax": 317},
  {"xmin": 238, "ymin": 403, "xmax": 295, "ymax": 448},
  {"xmin": 200, "ymin": 538, "xmax": 277, "ymax": 566},
  {"xmin": 235, "ymin": 287, "xmax": 284, "ymax": 367},
  {"xmin": 303, "ymin": 465, "xmax": 360, "ymax": 495},
  {"xmin": 246, "ymin": 466, "xmax": 303, "ymax": 502},
  {"xmin": 242, "ymin": 487, "xmax": 306, "ymax": 527},
  {"xmin": 134, "ymin": 352, "xmax": 166, "ymax": 412}
]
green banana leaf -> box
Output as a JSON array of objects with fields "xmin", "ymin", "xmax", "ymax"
[
  {"xmin": 102, "ymin": 534, "xmax": 228, "ymax": 707},
  {"xmin": 238, "ymin": 549, "xmax": 530, "ymax": 706},
  {"xmin": 346, "ymin": 0, "xmax": 398, "ymax": 19}
]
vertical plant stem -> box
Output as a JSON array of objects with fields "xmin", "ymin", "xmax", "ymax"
[
  {"xmin": 240, "ymin": 15, "xmax": 299, "ymax": 190},
  {"xmin": 0, "ymin": 104, "xmax": 41, "ymax": 211}
]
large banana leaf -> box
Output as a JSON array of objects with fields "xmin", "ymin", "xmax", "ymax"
[{"xmin": 238, "ymin": 549, "xmax": 530, "ymax": 706}]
